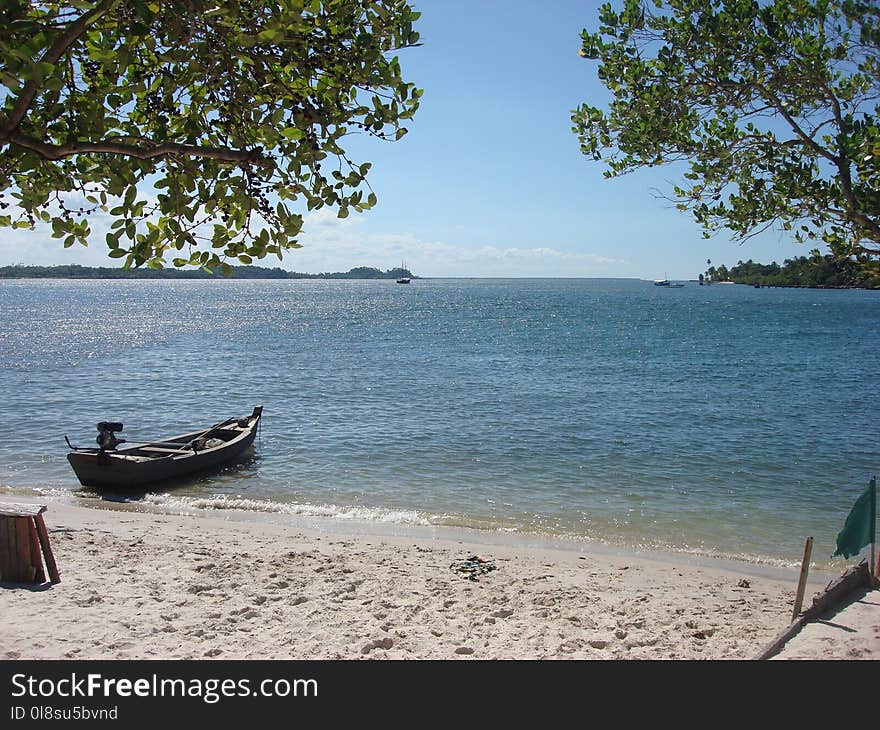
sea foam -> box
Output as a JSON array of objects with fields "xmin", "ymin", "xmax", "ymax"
[{"xmin": 140, "ymin": 492, "xmax": 430, "ymax": 526}]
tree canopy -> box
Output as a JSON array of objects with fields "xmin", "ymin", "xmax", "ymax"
[
  {"xmin": 0, "ymin": 0, "xmax": 421, "ymax": 272},
  {"xmin": 573, "ymin": 0, "xmax": 880, "ymax": 272},
  {"xmin": 704, "ymin": 254, "xmax": 879, "ymax": 287}
]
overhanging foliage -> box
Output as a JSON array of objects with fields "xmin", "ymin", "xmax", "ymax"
[
  {"xmin": 0, "ymin": 0, "xmax": 422, "ymax": 272},
  {"xmin": 574, "ymin": 0, "xmax": 880, "ymax": 271}
]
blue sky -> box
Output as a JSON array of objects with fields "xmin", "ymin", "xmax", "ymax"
[{"xmin": 1, "ymin": 0, "xmax": 814, "ymax": 278}]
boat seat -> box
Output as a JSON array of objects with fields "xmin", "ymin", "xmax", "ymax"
[{"xmin": 136, "ymin": 446, "xmax": 192, "ymax": 454}]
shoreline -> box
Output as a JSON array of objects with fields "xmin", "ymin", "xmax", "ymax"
[
  {"xmin": 0, "ymin": 495, "xmax": 835, "ymax": 660},
  {"xmin": 1, "ymin": 484, "xmax": 835, "ymax": 583}
]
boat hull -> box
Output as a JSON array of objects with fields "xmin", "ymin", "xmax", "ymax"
[{"xmin": 66, "ymin": 408, "xmax": 261, "ymax": 489}]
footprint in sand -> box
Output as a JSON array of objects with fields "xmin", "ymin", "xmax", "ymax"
[{"xmin": 361, "ymin": 637, "xmax": 393, "ymax": 654}]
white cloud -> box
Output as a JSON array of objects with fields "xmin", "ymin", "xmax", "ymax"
[
  {"xmin": 281, "ymin": 213, "xmax": 628, "ymax": 277},
  {"xmin": 303, "ymin": 207, "xmax": 364, "ymax": 227},
  {"xmin": 0, "ymin": 211, "xmax": 119, "ymax": 267}
]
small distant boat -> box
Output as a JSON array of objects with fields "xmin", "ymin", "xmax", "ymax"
[
  {"xmin": 654, "ymin": 278, "xmax": 684, "ymax": 288},
  {"xmin": 65, "ymin": 406, "xmax": 263, "ymax": 489},
  {"xmin": 396, "ymin": 261, "xmax": 411, "ymax": 284}
]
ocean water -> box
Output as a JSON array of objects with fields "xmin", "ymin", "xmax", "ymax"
[{"xmin": 0, "ymin": 277, "xmax": 877, "ymax": 569}]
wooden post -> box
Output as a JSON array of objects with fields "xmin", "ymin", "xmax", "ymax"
[
  {"xmin": 872, "ymin": 476, "xmax": 877, "ymax": 578},
  {"xmin": 792, "ymin": 536, "xmax": 814, "ymax": 623},
  {"xmin": 27, "ymin": 519, "xmax": 45, "ymax": 584},
  {"xmin": 33, "ymin": 514, "xmax": 60, "ymax": 584}
]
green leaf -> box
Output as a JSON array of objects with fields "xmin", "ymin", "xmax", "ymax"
[
  {"xmin": 573, "ymin": 0, "xmax": 880, "ymax": 276},
  {"xmin": 282, "ymin": 127, "xmax": 306, "ymax": 141},
  {"xmin": 0, "ymin": 0, "xmax": 421, "ymax": 268}
]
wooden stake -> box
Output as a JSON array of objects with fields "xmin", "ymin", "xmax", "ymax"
[
  {"xmin": 873, "ymin": 476, "xmax": 877, "ymax": 578},
  {"xmin": 27, "ymin": 519, "xmax": 45, "ymax": 584},
  {"xmin": 792, "ymin": 536, "xmax": 814, "ymax": 623},
  {"xmin": 873, "ymin": 478, "xmax": 878, "ymax": 577},
  {"xmin": 33, "ymin": 514, "xmax": 60, "ymax": 584}
]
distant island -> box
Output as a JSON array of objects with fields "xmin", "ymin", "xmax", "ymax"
[
  {"xmin": 0, "ymin": 264, "xmax": 417, "ymax": 280},
  {"xmin": 702, "ymin": 255, "xmax": 879, "ymax": 289}
]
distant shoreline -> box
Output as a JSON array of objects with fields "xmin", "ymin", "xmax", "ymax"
[
  {"xmin": 2, "ymin": 266, "xmax": 877, "ymax": 287},
  {"xmin": 706, "ymin": 280, "xmax": 879, "ymax": 291},
  {"xmin": 0, "ymin": 264, "xmax": 416, "ymax": 280}
]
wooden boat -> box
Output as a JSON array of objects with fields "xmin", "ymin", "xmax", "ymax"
[{"xmin": 66, "ymin": 406, "xmax": 263, "ymax": 489}]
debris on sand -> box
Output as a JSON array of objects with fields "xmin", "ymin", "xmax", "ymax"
[{"xmin": 450, "ymin": 555, "xmax": 497, "ymax": 581}]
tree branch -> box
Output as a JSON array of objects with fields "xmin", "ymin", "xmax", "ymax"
[
  {"xmin": 753, "ymin": 82, "xmax": 841, "ymax": 166},
  {"xmin": 819, "ymin": 81, "xmax": 880, "ymax": 243},
  {"xmin": 8, "ymin": 132, "xmax": 266, "ymax": 165},
  {"xmin": 0, "ymin": 0, "xmax": 119, "ymax": 138}
]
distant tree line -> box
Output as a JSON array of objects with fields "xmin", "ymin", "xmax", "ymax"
[
  {"xmin": 0, "ymin": 265, "xmax": 415, "ymax": 281},
  {"xmin": 701, "ymin": 256, "xmax": 879, "ymax": 289}
]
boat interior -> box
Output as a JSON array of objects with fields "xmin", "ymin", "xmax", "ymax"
[{"xmin": 110, "ymin": 423, "xmax": 248, "ymax": 459}]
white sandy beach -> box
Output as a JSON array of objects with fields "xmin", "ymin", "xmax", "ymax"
[
  {"xmin": 0, "ymin": 498, "xmax": 875, "ymax": 660},
  {"xmin": 772, "ymin": 587, "xmax": 880, "ymax": 660}
]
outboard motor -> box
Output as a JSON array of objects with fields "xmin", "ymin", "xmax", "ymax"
[{"xmin": 96, "ymin": 421, "xmax": 125, "ymax": 451}]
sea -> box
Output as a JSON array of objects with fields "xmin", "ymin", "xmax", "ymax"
[{"xmin": 0, "ymin": 277, "xmax": 877, "ymax": 571}]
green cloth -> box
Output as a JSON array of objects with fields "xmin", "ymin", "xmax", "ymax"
[{"xmin": 832, "ymin": 477, "xmax": 876, "ymax": 559}]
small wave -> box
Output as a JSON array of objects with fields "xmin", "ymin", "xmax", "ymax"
[
  {"xmin": 431, "ymin": 510, "xmax": 803, "ymax": 569},
  {"xmin": 643, "ymin": 542, "xmax": 802, "ymax": 570},
  {"xmin": 0, "ymin": 484, "xmax": 72, "ymax": 500},
  {"xmin": 140, "ymin": 493, "xmax": 430, "ymax": 526},
  {"xmin": 0, "ymin": 484, "xmax": 816, "ymax": 570}
]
